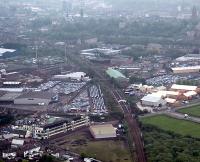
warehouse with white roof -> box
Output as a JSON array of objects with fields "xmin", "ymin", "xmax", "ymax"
[
  {"xmin": 89, "ymin": 124, "xmax": 116, "ymax": 139},
  {"xmin": 171, "ymin": 84, "xmax": 197, "ymax": 91},
  {"xmin": 171, "ymin": 66, "xmax": 200, "ymax": 74},
  {"xmin": 141, "ymin": 94, "xmax": 167, "ymax": 107},
  {"xmin": 0, "ymin": 48, "xmax": 17, "ymax": 58},
  {"xmin": 184, "ymin": 91, "xmax": 197, "ymax": 98},
  {"xmin": 53, "ymin": 72, "xmax": 86, "ymax": 81},
  {"xmin": 154, "ymin": 91, "xmax": 180, "ymax": 98}
]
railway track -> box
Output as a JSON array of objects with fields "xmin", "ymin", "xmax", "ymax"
[
  {"xmin": 67, "ymin": 54, "xmax": 147, "ymax": 162},
  {"xmin": 113, "ymin": 90, "xmax": 146, "ymax": 162}
]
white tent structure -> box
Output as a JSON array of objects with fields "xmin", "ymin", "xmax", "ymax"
[{"xmin": 141, "ymin": 94, "xmax": 166, "ymax": 107}]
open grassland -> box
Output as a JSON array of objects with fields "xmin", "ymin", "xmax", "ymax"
[
  {"xmin": 141, "ymin": 115, "xmax": 200, "ymax": 138},
  {"xmin": 59, "ymin": 131, "xmax": 132, "ymax": 162},
  {"xmin": 178, "ymin": 105, "xmax": 200, "ymax": 117}
]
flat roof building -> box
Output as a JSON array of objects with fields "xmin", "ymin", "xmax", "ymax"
[
  {"xmin": 89, "ymin": 124, "xmax": 116, "ymax": 139},
  {"xmin": 171, "ymin": 84, "xmax": 197, "ymax": 91},
  {"xmin": 0, "ymin": 48, "xmax": 17, "ymax": 58},
  {"xmin": 0, "ymin": 88, "xmax": 24, "ymax": 92},
  {"xmin": 184, "ymin": 91, "xmax": 197, "ymax": 97},
  {"xmin": 106, "ymin": 68, "xmax": 126, "ymax": 79},
  {"xmin": 153, "ymin": 91, "xmax": 180, "ymax": 98},
  {"xmin": 176, "ymin": 54, "xmax": 200, "ymax": 62},
  {"xmin": 53, "ymin": 72, "xmax": 86, "ymax": 81},
  {"xmin": 171, "ymin": 66, "xmax": 200, "ymax": 74},
  {"xmin": 141, "ymin": 94, "xmax": 167, "ymax": 107},
  {"xmin": 14, "ymin": 91, "xmax": 58, "ymax": 105},
  {"xmin": 0, "ymin": 92, "xmax": 21, "ymax": 102},
  {"xmin": 16, "ymin": 116, "xmax": 90, "ymax": 139},
  {"xmin": 165, "ymin": 98, "xmax": 176, "ymax": 104}
]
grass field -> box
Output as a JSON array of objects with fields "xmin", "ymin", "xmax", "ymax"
[
  {"xmin": 60, "ymin": 131, "xmax": 132, "ymax": 162},
  {"xmin": 178, "ymin": 105, "xmax": 200, "ymax": 117},
  {"xmin": 141, "ymin": 115, "xmax": 200, "ymax": 138}
]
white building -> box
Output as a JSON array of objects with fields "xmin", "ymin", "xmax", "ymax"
[
  {"xmin": 11, "ymin": 139, "xmax": 24, "ymax": 148},
  {"xmin": 53, "ymin": 72, "xmax": 86, "ymax": 81},
  {"xmin": 141, "ymin": 94, "xmax": 167, "ymax": 107},
  {"xmin": 24, "ymin": 146, "xmax": 41, "ymax": 158},
  {"xmin": 153, "ymin": 91, "xmax": 179, "ymax": 98},
  {"xmin": 171, "ymin": 66, "xmax": 200, "ymax": 74},
  {"xmin": 184, "ymin": 91, "xmax": 197, "ymax": 98},
  {"xmin": 171, "ymin": 84, "xmax": 197, "ymax": 91},
  {"xmin": 2, "ymin": 151, "xmax": 16, "ymax": 159},
  {"xmin": 89, "ymin": 124, "xmax": 116, "ymax": 139}
]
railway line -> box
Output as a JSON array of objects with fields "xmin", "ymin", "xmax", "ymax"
[
  {"xmin": 113, "ymin": 90, "xmax": 146, "ymax": 162},
  {"xmin": 66, "ymin": 54, "xmax": 147, "ymax": 162},
  {"xmin": 84, "ymin": 65, "xmax": 146, "ymax": 161}
]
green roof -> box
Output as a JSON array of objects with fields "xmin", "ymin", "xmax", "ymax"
[{"xmin": 106, "ymin": 68, "xmax": 126, "ymax": 79}]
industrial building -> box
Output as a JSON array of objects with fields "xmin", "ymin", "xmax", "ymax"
[
  {"xmin": 53, "ymin": 72, "xmax": 87, "ymax": 81},
  {"xmin": 106, "ymin": 68, "xmax": 128, "ymax": 87},
  {"xmin": 81, "ymin": 48, "xmax": 121, "ymax": 57},
  {"xmin": 15, "ymin": 116, "xmax": 90, "ymax": 139},
  {"xmin": 171, "ymin": 84, "xmax": 198, "ymax": 92},
  {"xmin": 0, "ymin": 88, "xmax": 24, "ymax": 92},
  {"xmin": 0, "ymin": 48, "xmax": 17, "ymax": 59},
  {"xmin": 175, "ymin": 54, "xmax": 200, "ymax": 62},
  {"xmin": 106, "ymin": 68, "xmax": 127, "ymax": 79},
  {"xmin": 14, "ymin": 91, "xmax": 58, "ymax": 105},
  {"xmin": 153, "ymin": 91, "xmax": 180, "ymax": 98},
  {"xmin": 141, "ymin": 94, "xmax": 167, "ymax": 107},
  {"xmin": 89, "ymin": 124, "xmax": 116, "ymax": 139},
  {"xmin": 0, "ymin": 92, "xmax": 21, "ymax": 102},
  {"xmin": 171, "ymin": 66, "xmax": 200, "ymax": 74},
  {"xmin": 183, "ymin": 91, "xmax": 197, "ymax": 99},
  {"xmin": 165, "ymin": 98, "xmax": 177, "ymax": 104}
]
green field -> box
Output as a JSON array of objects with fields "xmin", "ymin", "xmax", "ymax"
[
  {"xmin": 178, "ymin": 105, "xmax": 200, "ymax": 117},
  {"xmin": 60, "ymin": 132, "xmax": 132, "ymax": 162},
  {"xmin": 73, "ymin": 140, "xmax": 131, "ymax": 162},
  {"xmin": 141, "ymin": 115, "xmax": 200, "ymax": 138}
]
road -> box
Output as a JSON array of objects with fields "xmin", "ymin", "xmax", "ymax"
[
  {"xmin": 140, "ymin": 104, "xmax": 200, "ymax": 124},
  {"xmin": 165, "ymin": 112, "xmax": 200, "ymax": 123}
]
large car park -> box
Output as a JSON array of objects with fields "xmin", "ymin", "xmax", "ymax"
[
  {"xmin": 51, "ymin": 82, "xmax": 87, "ymax": 95},
  {"xmin": 89, "ymin": 85, "xmax": 107, "ymax": 115},
  {"xmin": 63, "ymin": 90, "xmax": 90, "ymax": 113},
  {"xmin": 146, "ymin": 75, "xmax": 188, "ymax": 86}
]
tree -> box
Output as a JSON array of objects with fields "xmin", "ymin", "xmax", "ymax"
[
  {"xmin": 39, "ymin": 155, "xmax": 54, "ymax": 162},
  {"xmin": 80, "ymin": 152, "xmax": 87, "ymax": 159}
]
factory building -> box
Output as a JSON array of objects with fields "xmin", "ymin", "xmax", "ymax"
[
  {"xmin": 176, "ymin": 54, "xmax": 200, "ymax": 62},
  {"xmin": 14, "ymin": 91, "xmax": 58, "ymax": 105},
  {"xmin": 171, "ymin": 84, "xmax": 198, "ymax": 92},
  {"xmin": 15, "ymin": 116, "xmax": 90, "ymax": 139},
  {"xmin": 89, "ymin": 124, "xmax": 116, "ymax": 139},
  {"xmin": 171, "ymin": 66, "xmax": 200, "ymax": 74},
  {"xmin": 53, "ymin": 72, "xmax": 87, "ymax": 81},
  {"xmin": 0, "ymin": 92, "xmax": 22, "ymax": 103},
  {"xmin": 0, "ymin": 48, "xmax": 17, "ymax": 59},
  {"xmin": 141, "ymin": 94, "xmax": 167, "ymax": 107},
  {"xmin": 153, "ymin": 91, "xmax": 180, "ymax": 99},
  {"xmin": 106, "ymin": 68, "xmax": 126, "ymax": 79},
  {"xmin": 106, "ymin": 68, "xmax": 129, "ymax": 87}
]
